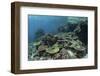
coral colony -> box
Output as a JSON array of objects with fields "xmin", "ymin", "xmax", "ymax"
[{"xmin": 28, "ymin": 16, "xmax": 88, "ymax": 61}]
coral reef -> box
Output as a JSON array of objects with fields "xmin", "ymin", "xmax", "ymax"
[{"xmin": 28, "ymin": 20, "xmax": 88, "ymax": 61}]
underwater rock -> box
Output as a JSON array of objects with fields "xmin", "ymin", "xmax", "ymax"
[
  {"xmin": 66, "ymin": 50, "xmax": 77, "ymax": 59},
  {"xmin": 60, "ymin": 48, "xmax": 76, "ymax": 59},
  {"xmin": 28, "ymin": 45, "xmax": 39, "ymax": 61},
  {"xmin": 74, "ymin": 20, "xmax": 88, "ymax": 45},
  {"xmin": 76, "ymin": 51, "xmax": 86, "ymax": 58},
  {"xmin": 83, "ymin": 54, "xmax": 88, "ymax": 58},
  {"xmin": 41, "ymin": 34, "xmax": 58, "ymax": 46},
  {"xmin": 33, "ymin": 56, "xmax": 40, "ymax": 60},
  {"xmin": 60, "ymin": 48, "xmax": 69, "ymax": 59},
  {"xmin": 38, "ymin": 45, "xmax": 48, "ymax": 52},
  {"xmin": 53, "ymin": 53, "xmax": 61, "ymax": 59}
]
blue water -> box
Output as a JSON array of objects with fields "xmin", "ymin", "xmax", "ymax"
[{"xmin": 28, "ymin": 15, "xmax": 87, "ymax": 42}]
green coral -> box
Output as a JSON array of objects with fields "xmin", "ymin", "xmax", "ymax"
[
  {"xmin": 46, "ymin": 43, "xmax": 60, "ymax": 54},
  {"xmin": 33, "ymin": 41, "xmax": 41, "ymax": 46}
]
